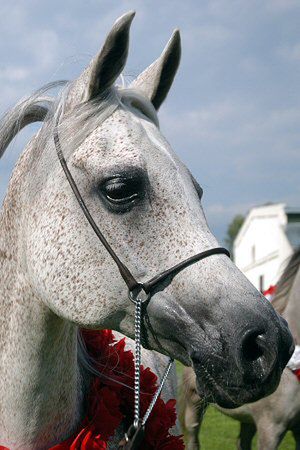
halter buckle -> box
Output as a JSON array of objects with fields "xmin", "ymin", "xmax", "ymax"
[
  {"xmin": 128, "ymin": 284, "xmax": 150, "ymax": 305},
  {"xmin": 119, "ymin": 422, "xmax": 145, "ymax": 449}
]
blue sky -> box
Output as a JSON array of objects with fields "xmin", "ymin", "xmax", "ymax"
[{"xmin": 1, "ymin": 0, "xmax": 300, "ymax": 242}]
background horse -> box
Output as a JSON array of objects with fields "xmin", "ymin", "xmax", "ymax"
[
  {"xmin": 0, "ymin": 11, "xmax": 293, "ymax": 448},
  {"xmin": 180, "ymin": 248, "xmax": 300, "ymax": 450}
]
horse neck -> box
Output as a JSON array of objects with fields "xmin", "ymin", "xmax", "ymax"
[
  {"xmin": 0, "ymin": 143, "xmax": 85, "ymax": 448},
  {"xmin": 281, "ymin": 267, "xmax": 300, "ymax": 345}
]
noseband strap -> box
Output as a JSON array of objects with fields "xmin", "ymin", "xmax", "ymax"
[
  {"xmin": 143, "ymin": 247, "xmax": 230, "ymax": 293},
  {"xmin": 53, "ymin": 124, "xmax": 230, "ymax": 296}
]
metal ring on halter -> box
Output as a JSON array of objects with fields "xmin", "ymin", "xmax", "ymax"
[{"xmin": 128, "ymin": 284, "xmax": 151, "ymax": 305}]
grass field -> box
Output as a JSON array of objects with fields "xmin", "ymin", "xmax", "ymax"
[
  {"xmin": 198, "ymin": 406, "xmax": 294, "ymax": 449},
  {"xmin": 176, "ymin": 363, "xmax": 295, "ymax": 449}
]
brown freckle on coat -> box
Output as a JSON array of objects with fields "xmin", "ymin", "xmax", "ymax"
[{"xmin": 0, "ymin": 249, "xmax": 13, "ymax": 261}]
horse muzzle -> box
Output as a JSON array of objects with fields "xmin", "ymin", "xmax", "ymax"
[{"xmin": 190, "ymin": 304, "xmax": 294, "ymax": 408}]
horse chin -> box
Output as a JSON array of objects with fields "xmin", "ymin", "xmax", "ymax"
[{"xmin": 193, "ymin": 360, "xmax": 281, "ymax": 409}]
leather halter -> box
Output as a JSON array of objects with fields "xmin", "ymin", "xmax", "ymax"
[
  {"xmin": 53, "ymin": 124, "xmax": 230, "ymax": 300},
  {"xmin": 53, "ymin": 116, "xmax": 230, "ymax": 449}
]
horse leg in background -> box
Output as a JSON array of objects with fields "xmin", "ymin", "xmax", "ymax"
[
  {"xmin": 292, "ymin": 426, "xmax": 300, "ymax": 450},
  {"xmin": 256, "ymin": 421, "xmax": 286, "ymax": 450},
  {"xmin": 237, "ymin": 422, "xmax": 256, "ymax": 450},
  {"xmin": 179, "ymin": 367, "xmax": 207, "ymax": 450},
  {"xmin": 184, "ymin": 400, "xmax": 206, "ymax": 450}
]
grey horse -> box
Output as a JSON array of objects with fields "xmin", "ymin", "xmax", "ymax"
[
  {"xmin": 180, "ymin": 248, "xmax": 300, "ymax": 450},
  {"xmin": 0, "ymin": 11, "xmax": 293, "ymax": 448}
]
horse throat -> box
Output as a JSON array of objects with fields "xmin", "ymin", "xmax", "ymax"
[{"xmin": 0, "ymin": 185, "xmax": 85, "ymax": 448}]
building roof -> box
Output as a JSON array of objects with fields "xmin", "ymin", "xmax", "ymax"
[
  {"xmin": 234, "ymin": 203, "xmax": 300, "ymax": 249},
  {"xmin": 285, "ymin": 206, "xmax": 300, "ymax": 215}
]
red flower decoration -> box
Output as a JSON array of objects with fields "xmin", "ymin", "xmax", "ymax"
[
  {"xmin": 1, "ymin": 330, "xmax": 184, "ymax": 450},
  {"xmin": 294, "ymin": 368, "xmax": 300, "ymax": 382}
]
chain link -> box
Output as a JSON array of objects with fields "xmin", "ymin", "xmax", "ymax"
[
  {"xmin": 141, "ymin": 357, "xmax": 173, "ymax": 426},
  {"xmin": 132, "ymin": 291, "xmax": 174, "ymax": 432},
  {"xmin": 133, "ymin": 296, "xmax": 142, "ymax": 428}
]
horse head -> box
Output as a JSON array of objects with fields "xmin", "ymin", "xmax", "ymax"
[{"xmin": 24, "ymin": 12, "xmax": 293, "ymax": 408}]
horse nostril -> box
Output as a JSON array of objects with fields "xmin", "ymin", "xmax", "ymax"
[
  {"xmin": 241, "ymin": 332, "xmax": 265, "ymax": 362},
  {"xmin": 236, "ymin": 328, "xmax": 279, "ymax": 384}
]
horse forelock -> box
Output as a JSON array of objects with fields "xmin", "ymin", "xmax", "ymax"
[
  {"xmin": 272, "ymin": 247, "xmax": 300, "ymax": 314},
  {"xmin": 0, "ymin": 77, "xmax": 159, "ymax": 172},
  {"xmin": 54, "ymin": 83, "xmax": 159, "ymax": 160}
]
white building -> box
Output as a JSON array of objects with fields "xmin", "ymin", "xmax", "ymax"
[{"xmin": 234, "ymin": 203, "xmax": 300, "ymax": 292}]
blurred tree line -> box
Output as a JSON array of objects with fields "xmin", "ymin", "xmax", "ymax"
[{"xmin": 224, "ymin": 214, "xmax": 244, "ymax": 254}]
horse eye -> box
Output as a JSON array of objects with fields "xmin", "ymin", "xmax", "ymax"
[{"xmin": 99, "ymin": 176, "xmax": 145, "ymax": 209}]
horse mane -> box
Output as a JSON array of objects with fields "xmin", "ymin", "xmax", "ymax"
[
  {"xmin": 271, "ymin": 247, "xmax": 300, "ymax": 314},
  {"xmin": 0, "ymin": 81, "xmax": 68, "ymax": 160}
]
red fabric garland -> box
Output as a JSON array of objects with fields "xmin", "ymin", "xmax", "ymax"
[
  {"xmin": 0, "ymin": 330, "xmax": 184, "ymax": 450},
  {"xmin": 294, "ymin": 368, "xmax": 300, "ymax": 382},
  {"xmin": 263, "ymin": 285, "xmax": 277, "ymax": 301}
]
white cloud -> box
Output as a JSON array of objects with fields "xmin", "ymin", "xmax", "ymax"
[
  {"xmin": 161, "ymin": 100, "xmax": 300, "ymax": 151},
  {"xmin": 265, "ymin": 0, "xmax": 300, "ymax": 13},
  {"xmin": 0, "ymin": 2, "xmax": 28, "ymax": 33},
  {"xmin": 239, "ymin": 57, "xmax": 266, "ymax": 75},
  {"xmin": 0, "ymin": 66, "xmax": 29, "ymax": 81},
  {"xmin": 18, "ymin": 28, "xmax": 61, "ymax": 77},
  {"xmin": 184, "ymin": 23, "xmax": 234, "ymax": 48},
  {"xmin": 161, "ymin": 100, "xmax": 237, "ymax": 140},
  {"xmin": 206, "ymin": 202, "xmax": 253, "ymax": 219},
  {"xmin": 277, "ymin": 43, "xmax": 300, "ymax": 62}
]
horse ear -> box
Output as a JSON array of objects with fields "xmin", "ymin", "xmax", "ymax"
[
  {"xmin": 131, "ymin": 30, "xmax": 181, "ymax": 110},
  {"xmin": 87, "ymin": 11, "xmax": 135, "ymax": 100}
]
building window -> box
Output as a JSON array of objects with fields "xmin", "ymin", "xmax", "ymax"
[
  {"xmin": 251, "ymin": 245, "xmax": 255, "ymax": 263},
  {"xmin": 259, "ymin": 275, "xmax": 264, "ymax": 292}
]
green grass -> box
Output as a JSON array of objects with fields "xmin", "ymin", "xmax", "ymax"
[
  {"xmin": 199, "ymin": 406, "xmax": 294, "ymax": 450},
  {"xmin": 176, "ymin": 362, "xmax": 295, "ymax": 449}
]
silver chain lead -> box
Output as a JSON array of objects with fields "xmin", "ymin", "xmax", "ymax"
[
  {"xmin": 132, "ymin": 292, "xmax": 174, "ymax": 431},
  {"xmin": 133, "ymin": 296, "xmax": 142, "ymax": 428},
  {"xmin": 141, "ymin": 356, "xmax": 173, "ymax": 426}
]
